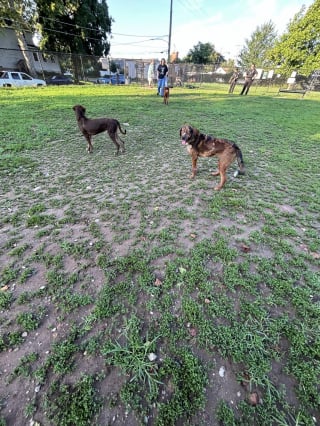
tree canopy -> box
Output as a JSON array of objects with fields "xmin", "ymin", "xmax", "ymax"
[
  {"xmin": 36, "ymin": 0, "xmax": 112, "ymax": 56},
  {"xmin": 238, "ymin": 21, "xmax": 277, "ymax": 69},
  {"xmin": 184, "ymin": 42, "xmax": 225, "ymax": 64},
  {"xmin": 0, "ymin": 0, "xmax": 35, "ymax": 29},
  {"xmin": 268, "ymin": 0, "xmax": 320, "ymax": 76}
]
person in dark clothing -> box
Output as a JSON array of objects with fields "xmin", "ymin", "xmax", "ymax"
[
  {"xmin": 228, "ymin": 68, "xmax": 240, "ymax": 93},
  {"xmin": 240, "ymin": 63, "xmax": 258, "ymax": 95},
  {"xmin": 157, "ymin": 58, "xmax": 168, "ymax": 96}
]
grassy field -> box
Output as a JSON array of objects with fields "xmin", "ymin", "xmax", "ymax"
[{"xmin": 0, "ymin": 82, "xmax": 319, "ymax": 426}]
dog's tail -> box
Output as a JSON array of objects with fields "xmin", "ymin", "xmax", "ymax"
[
  {"xmin": 234, "ymin": 143, "xmax": 245, "ymax": 175},
  {"xmin": 117, "ymin": 121, "xmax": 127, "ymax": 135}
]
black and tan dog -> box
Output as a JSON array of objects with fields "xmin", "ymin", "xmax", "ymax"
[
  {"xmin": 73, "ymin": 104, "xmax": 126, "ymax": 155},
  {"xmin": 180, "ymin": 124, "xmax": 245, "ymax": 190},
  {"xmin": 163, "ymin": 87, "xmax": 169, "ymax": 105}
]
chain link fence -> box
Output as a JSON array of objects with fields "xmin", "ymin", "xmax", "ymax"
[{"xmin": 2, "ymin": 47, "xmax": 319, "ymax": 90}]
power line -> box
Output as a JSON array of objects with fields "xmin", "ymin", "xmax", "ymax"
[
  {"xmin": 1, "ymin": 15, "xmax": 168, "ymax": 41},
  {"xmin": 38, "ymin": 15, "xmax": 168, "ymax": 38},
  {"xmin": 176, "ymin": 0, "xmax": 209, "ymax": 19}
]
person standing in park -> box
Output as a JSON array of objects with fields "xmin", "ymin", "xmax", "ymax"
[
  {"xmin": 148, "ymin": 60, "xmax": 155, "ymax": 88},
  {"xmin": 157, "ymin": 58, "xmax": 168, "ymax": 96},
  {"xmin": 228, "ymin": 68, "xmax": 240, "ymax": 94},
  {"xmin": 240, "ymin": 63, "xmax": 258, "ymax": 95}
]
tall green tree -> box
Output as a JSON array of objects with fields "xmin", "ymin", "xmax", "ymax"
[
  {"xmin": 0, "ymin": 0, "xmax": 35, "ymax": 28},
  {"xmin": 184, "ymin": 42, "xmax": 224, "ymax": 64},
  {"xmin": 268, "ymin": 0, "xmax": 320, "ymax": 76},
  {"xmin": 0, "ymin": 1, "xmax": 38, "ymax": 75},
  {"xmin": 36, "ymin": 0, "xmax": 112, "ymax": 78},
  {"xmin": 238, "ymin": 21, "xmax": 277, "ymax": 69}
]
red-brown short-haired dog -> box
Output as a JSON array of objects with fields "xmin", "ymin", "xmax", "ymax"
[
  {"xmin": 73, "ymin": 104, "xmax": 126, "ymax": 155},
  {"xmin": 163, "ymin": 87, "xmax": 169, "ymax": 105}
]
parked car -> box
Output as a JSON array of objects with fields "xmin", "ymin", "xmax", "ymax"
[
  {"xmin": 97, "ymin": 76, "xmax": 111, "ymax": 84},
  {"xmin": 0, "ymin": 71, "xmax": 46, "ymax": 87},
  {"xmin": 110, "ymin": 74, "xmax": 125, "ymax": 85},
  {"xmin": 46, "ymin": 74, "xmax": 74, "ymax": 85}
]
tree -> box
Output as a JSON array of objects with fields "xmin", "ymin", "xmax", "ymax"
[
  {"xmin": 220, "ymin": 58, "xmax": 237, "ymax": 72},
  {"xmin": 268, "ymin": 0, "xmax": 320, "ymax": 76},
  {"xmin": 36, "ymin": 0, "xmax": 112, "ymax": 79},
  {"xmin": 184, "ymin": 42, "xmax": 224, "ymax": 64},
  {"xmin": 0, "ymin": 1, "xmax": 38, "ymax": 75},
  {"xmin": 0, "ymin": 0, "xmax": 35, "ymax": 29},
  {"xmin": 238, "ymin": 21, "xmax": 277, "ymax": 69}
]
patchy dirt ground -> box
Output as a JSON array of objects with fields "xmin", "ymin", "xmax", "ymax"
[{"xmin": 1, "ymin": 88, "xmax": 320, "ymax": 425}]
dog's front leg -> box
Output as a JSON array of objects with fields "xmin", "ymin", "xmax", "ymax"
[
  {"xmin": 190, "ymin": 156, "xmax": 198, "ymax": 178},
  {"xmin": 84, "ymin": 133, "xmax": 93, "ymax": 153}
]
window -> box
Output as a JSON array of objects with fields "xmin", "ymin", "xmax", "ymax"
[
  {"xmin": 0, "ymin": 72, "xmax": 9, "ymax": 79},
  {"xmin": 12, "ymin": 73, "xmax": 21, "ymax": 80},
  {"xmin": 21, "ymin": 73, "xmax": 32, "ymax": 81},
  {"xmin": 33, "ymin": 52, "xmax": 39, "ymax": 61}
]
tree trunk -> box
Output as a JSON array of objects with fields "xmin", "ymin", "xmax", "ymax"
[{"xmin": 16, "ymin": 31, "xmax": 37, "ymax": 76}]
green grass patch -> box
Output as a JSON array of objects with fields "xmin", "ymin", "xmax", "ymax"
[{"xmin": 0, "ymin": 83, "xmax": 319, "ymax": 425}]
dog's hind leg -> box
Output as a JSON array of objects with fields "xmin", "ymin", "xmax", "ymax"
[
  {"xmin": 214, "ymin": 155, "xmax": 234, "ymax": 190},
  {"xmin": 113, "ymin": 132, "xmax": 125, "ymax": 154},
  {"xmin": 115, "ymin": 123, "xmax": 126, "ymax": 153},
  {"xmin": 117, "ymin": 135, "xmax": 126, "ymax": 153},
  {"xmin": 107, "ymin": 132, "xmax": 123, "ymax": 155}
]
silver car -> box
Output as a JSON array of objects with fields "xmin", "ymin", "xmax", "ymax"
[{"xmin": 0, "ymin": 71, "xmax": 46, "ymax": 87}]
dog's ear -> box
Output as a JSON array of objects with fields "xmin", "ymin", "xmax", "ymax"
[
  {"xmin": 188, "ymin": 125, "xmax": 193, "ymax": 137},
  {"xmin": 72, "ymin": 105, "xmax": 76, "ymax": 110},
  {"xmin": 179, "ymin": 127, "xmax": 182, "ymax": 137}
]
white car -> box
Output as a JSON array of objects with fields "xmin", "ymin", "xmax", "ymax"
[{"xmin": 0, "ymin": 71, "xmax": 46, "ymax": 87}]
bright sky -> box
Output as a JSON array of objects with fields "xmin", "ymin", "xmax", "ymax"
[{"xmin": 106, "ymin": 0, "xmax": 313, "ymax": 60}]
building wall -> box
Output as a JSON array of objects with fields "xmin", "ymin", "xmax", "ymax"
[{"xmin": 0, "ymin": 27, "xmax": 61, "ymax": 75}]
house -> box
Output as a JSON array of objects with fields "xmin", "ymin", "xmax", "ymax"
[
  {"xmin": 0, "ymin": 27, "xmax": 61, "ymax": 76},
  {"xmin": 215, "ymin": 67, "xmax": 227, "ymax": 74}
]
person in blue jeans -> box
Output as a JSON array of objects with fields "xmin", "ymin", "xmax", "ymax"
[{"xmin": 157, "ymin": 58, "xmax": 168, "ymax": 96}]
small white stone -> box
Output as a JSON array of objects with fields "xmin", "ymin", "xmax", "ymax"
[
  {"xmin": 148, "ymin": 353, "xmax": 157, "ymax": 361},
  {"xmin": 218, "ymin": 366, "xmax": 226, "ymax": 377}
]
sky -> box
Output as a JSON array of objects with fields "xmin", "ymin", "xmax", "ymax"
[{"xmin": 106, "ymin": 0, "xmax": 313, "ymax": 61}]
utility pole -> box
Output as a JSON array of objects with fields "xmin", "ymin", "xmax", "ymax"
[{"xmin": 168, "ymin": 0, "xmax": 173, "ymax": 63}]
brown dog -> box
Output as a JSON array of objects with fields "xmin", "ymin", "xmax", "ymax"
[
  {"xmin": 163, "ymin": 87, "xmax": 169, "ymax": 105},
  {"xmin": 73, "ymin": 104, "xmax": 126, "ymax": 155},
  {"xmin": 180, "ymin": 124, "xmax": 245, "ymax": 190}
]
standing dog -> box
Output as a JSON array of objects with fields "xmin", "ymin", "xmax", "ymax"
[
  {"xmin": 180, "ymin": 124, "xmax": 245, "ymax": 190},
  {"xmin": 163, "ymin": 87, "xmax": 169, "ymax": 105},
  {"xmin": 73, "ymin": 104, "xmax": 126, "ymax": 155}
]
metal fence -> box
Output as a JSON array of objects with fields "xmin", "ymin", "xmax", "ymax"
[{"xmin": 2, "ymin": 47, "xmax": 319, "ymax": 90}]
